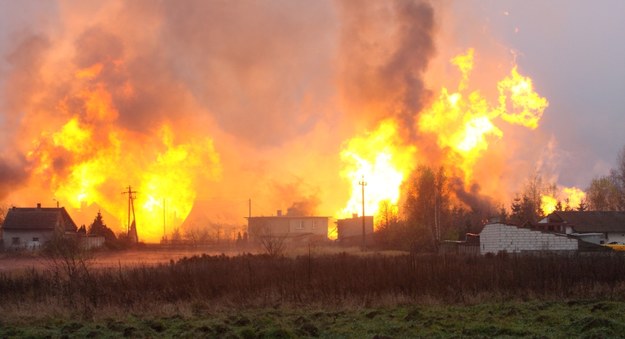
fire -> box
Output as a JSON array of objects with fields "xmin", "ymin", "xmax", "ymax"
[
  {"xmin": 27, "ymin": 62, "xmax": 221, "ymax": 242},
  {"xmin": 337, "ymin": 120, "xmax": 416, "ymax": 227},
  {"xmin": 338, "ymin": 49, "xmax": 549, "ymax": 230},
  {"xmin": 418, "ymin": 49, "xmax": 548, "ymax": 183},
  {"xmin": 563, "ymin": 187, "xmax": 586, "ymax": 209},
  {"xmin": 498, "ymin": 67, "xmax": 548, "ymax": 129},
  {"xmin": 540, "ymin": 195, "xmax": 558, "ymax": 215},
  {"xmin": 541, "ymin": 186, "xmax": 587, "ymax": 215}
]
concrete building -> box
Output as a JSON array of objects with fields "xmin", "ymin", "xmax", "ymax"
[
  {"xmin": 247, "ymin": 210, "xmax": 330, "ymax": 243},
  {"xmin": 480, "ymin": 223, "xmax": 580, "ymax": 255},
  {"xmin": 336, "ymin": 214, "xmax": 374, "ymax": 245},
  {"xmin": 1, "ymin": 204, "xmax": 78, "ymax": 250}
]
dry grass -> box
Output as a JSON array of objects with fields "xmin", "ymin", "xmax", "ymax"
[{"xmin": 2, "ymin": 251, "xmax": 625, "ymax": 314}]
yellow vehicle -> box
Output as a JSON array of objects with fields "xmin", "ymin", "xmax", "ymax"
[{"xmin": 604, "ymin": 243, "xmax": 625, "ymax": 251}]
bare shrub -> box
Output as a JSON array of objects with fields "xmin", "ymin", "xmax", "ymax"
[
  {"xmin": 43, "ymin": 234, "xmax": 97, "ymax": 311},
  {"xmin": 257, "ymin": 227, "xmax": 287, "ymax": 257}
]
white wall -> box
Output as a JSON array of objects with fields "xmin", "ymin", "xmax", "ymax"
[
  {"xmin": 480, "ymin": 223, "xmax": 578, "ymax": 255},
  {"xmin": 2, "ymin": 230, "xmax": 54, "ymax": 250},
  {"xmin": 606, "ymin": 233, "xmax": 625, "ymax": 244},
  {"xmin": 287, "ymin": 218, "xmax": 328, "ymax": 236}
]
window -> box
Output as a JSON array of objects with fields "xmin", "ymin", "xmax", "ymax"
[
  {"xmin": 297, "ymin": 221, "xmax": 304, "ymax": 230},
  {"xmin": 312, "ymin": 220, "xmax": 317, "ymax": 230},
  {"xmin": 11, "ymin": 237, "xmax": 20, "ymax": 245},
  {"xmin": 32, "ymin": 237, "xmax": 39, "ymax": 242}
]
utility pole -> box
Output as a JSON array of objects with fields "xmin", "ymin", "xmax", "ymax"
[
  {"xmin": 122, "ymin": 186, "xmax": 138, "ymax": 243},
  {"xmin": 163, "ymin": 198, "xmax": 166, "ymax": 242},
  {"xmin": 359, "ymin": 176, "xmax": 367, "ymax": 251}
]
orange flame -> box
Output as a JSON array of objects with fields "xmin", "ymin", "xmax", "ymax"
[
  {"xmin": 337, "ymin": 120, "xmax": 416, "ymax": 226},
  {"xmin": 418, "ymin": 49, "xmax": 548, "ymax": 184},
  {"xmin": 339, "ymin": 48, "xmax": 549, "ymax": 226},
  {"xmin": 541, "ymin": 186, "xmax": 587, "ymax": 215},
  {"xmin": 27, "ymin": 63, "xmax": 222, "ymax": 242}
]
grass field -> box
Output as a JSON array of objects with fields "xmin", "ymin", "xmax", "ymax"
[
  {"xmin": 3, "ymin": 250, "xmax": 625, "ymax": 337},
  {"xmin": 2, "ymin": 300, "xmax": 625, "ymax": 338}
]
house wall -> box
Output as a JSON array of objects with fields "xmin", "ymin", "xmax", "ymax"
[
  {"xmin": 480, "ymin": 223, "xmax": 578, "ymax": 255},
  {"xmin": 248, "ymin": 217, "xmax": 329, "ymax": 241},
  {"xmin": 2, "ymin": 230, "xmax": 54, "ymax": 250},
  {"xmin": 337, "ymin": 217, "xmax": 374, "ymax": 240},
  {"xmin": 573, "ymin": 233, "xmax": 604, "ymax": 245},
  {"xmin": 287, "ymin": 218, "xmax": 328, "ymax": 236},
  {"xmin": 606, "ymin": 233, "xmax": 625, "ymax": 244},
  {"xmin": 80, "ymin": 236, "xmax": 105, "ymax": 250}
]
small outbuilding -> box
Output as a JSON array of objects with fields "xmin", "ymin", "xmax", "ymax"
[{"xmin": 336, "ymin": 214, "xmax": 374, "ymax": 245}]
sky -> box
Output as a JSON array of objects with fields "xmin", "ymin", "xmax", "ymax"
[
  {"xmin": 0, "ymin": 0, "xmax": 624, "ymax": 239},
  {"xmin": 450, "ymin": 0, "xmax": 625, "ymax": 186}
]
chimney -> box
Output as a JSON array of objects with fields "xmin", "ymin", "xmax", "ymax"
[
  {"xmin": 277, "ymin": 210, "xmax": 282, "ymax": 217},
  {"xmin": 352, "ymin": 213, "xmax": 358, "ymax": 219},
  {"xmin": 37, "ymin": 203, "xmax": 41, "ymax": 209}
]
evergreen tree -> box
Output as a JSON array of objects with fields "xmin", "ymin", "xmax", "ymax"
[
  {"xmin": 510, "ymin": 195, "xmax": 523, "ymax": 225},
  {"xmin": 555, "ymin": 200, "xmax": 563, "ymax": 212},
  {"xmin": 88, "ymin": 211, "xmax": 117, "ymax": 245},
  {"xmin": 498, "ymin": 205, "xmax": 508, "ymax": 223}
]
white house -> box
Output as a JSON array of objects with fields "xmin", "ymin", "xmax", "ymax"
[
  {"xmin": 1, "ymin": 204, "xmax": 78, "ymax": 250},
  {"xmin": 534, "ymin": 211, "xmax": 625, "ymax": 245},
  {"xmin": 247, "ymin": 210, "xmax": 330, "ymax": 243}
]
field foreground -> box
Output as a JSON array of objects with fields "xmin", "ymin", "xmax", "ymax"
[
  {"xmin": 3, "ymin": 252, "xmax": 625, "ymax": 337},
  {"xmin": 2, "ymin": 300, "xmax": 625, "ymax": 338}
]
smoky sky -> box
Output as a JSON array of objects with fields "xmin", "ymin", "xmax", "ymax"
[
  {"xmin": 0, "ymin": 0, "xmax": 438, "ymax": 205},
  {"xmin": 338, "ymin": 0, "xmax": 435, "ymax": 136},
  {"xmin": 4, "ymin": 0, "xmax": 622, "ymax": 225},
  {"xmin": 450, "ymin": 0, "xmax": 625, "ymax": 188}
]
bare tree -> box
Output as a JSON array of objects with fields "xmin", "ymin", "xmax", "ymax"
[
  {"xmin": 0, "ymin": 204, "xmax": 8, "ymax": 227},
  {"xmin": 587, "ymin": 145, "xmax": 625, "ymax": 211},
  {"xmin": 44, "ymin": 233, "xmax": 95, "ymax": 308},
  {"xmin": 257, "ymin": 225, "xmax": 287, "ymax": 257}
]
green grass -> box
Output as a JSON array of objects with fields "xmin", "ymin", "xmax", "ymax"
[{"xmin": 3, "ymin": 300, "xmax": 625, "ymax": 338}]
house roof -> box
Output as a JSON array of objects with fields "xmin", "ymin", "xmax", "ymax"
[
  {"xmin": 547, "ymin": 211, "xmax": 625, "ymax": 233},
  {"xmin": 2, "ymin": 207, "xmax": 78, "ymax": 232}
]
